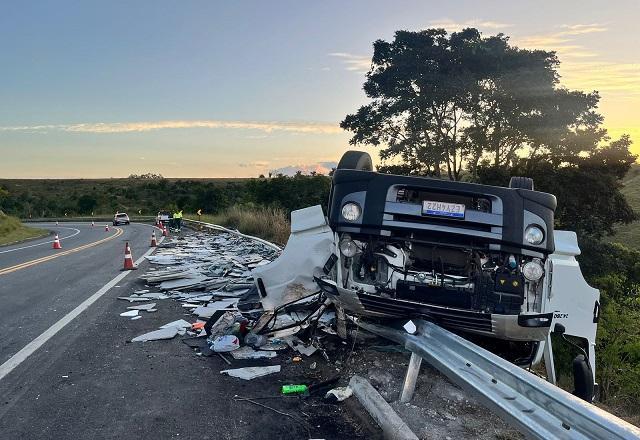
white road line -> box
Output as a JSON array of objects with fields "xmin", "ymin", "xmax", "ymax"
[
  {"xmin": 0, "ymin": 237, "xmax": 163, "ymax": 382},
  {"xmin": 0, "ymin": 227, "xmax": 81, "ymax": 254}
]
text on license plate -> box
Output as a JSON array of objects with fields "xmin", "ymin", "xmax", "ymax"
[{"xmin": 422, "ymin": 200, "xmax": 465, "ymax": 218}]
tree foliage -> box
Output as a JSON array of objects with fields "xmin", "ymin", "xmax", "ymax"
[{"xmin": 342, "ymin": 28, "xmax": 605, "ymax": 180}]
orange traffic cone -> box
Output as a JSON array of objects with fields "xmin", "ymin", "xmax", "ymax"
[
  {"xmin": 150, "ymin": 231, "xmax": 157, "ymax": 247},
  {"xmin": 52, "ymin": 234, "xmax": 62, "ymax": 249},
  {"xmin": 121, "ymin": 242, "xmax": 137, "ymax": 271},
  {"xmin": 158, "ymin": 221, "xmax": 163, "ymax": 230},
  {"xmin": 105, "ymin": 224, "xmax": 109, "ymax": 232},
  {"xmin": 162, "ymin": 225, "xmax": 168, "ymax": 237}
]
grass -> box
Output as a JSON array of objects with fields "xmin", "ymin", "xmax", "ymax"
[
  {"xmin": 187, "ymin": 205, "xmax": 291, "ymax": 245},
  {"xmin": 0, "ymin": 212, "xmax": 48, "ymax": 246},
  {"xmin": 610, "ymin": 164, "xmax": 640, "ymax": 249}
]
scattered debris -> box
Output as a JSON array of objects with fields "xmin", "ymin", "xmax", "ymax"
[
  {"xmin": 159, "ymin": 319, "xmax": 192, "ymax": 329},
  {"xmin": 220, "ymin": 365, "xmax": 281, "ymax": 380},
  {"xmin": 131, "ymin": 327, "xmax": 179, "ymax": 342},
  {"xmin": 127, "ymin": 303, "xmax": 157, "ymax": 311},
  {"xmin": 211, "ymin": 335, "xmax": 240, "ymax": 352},
  {"xmin": 230, "ymin": 346, "xmax": 277, "ymax": 359},
  {"xmin": 120, "ymin": 310, "xmax": 139, "ymax": 317},
  {"xmin": 325, "ymin": 386, "xmax": 353, "ymax": 402}
]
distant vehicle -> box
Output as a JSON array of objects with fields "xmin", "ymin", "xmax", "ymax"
[
  {"xmin": 157, "ymin": 211, "xmax": 171, "ymax": 223},
  {"xmin": 113, "ymin": 212, "xmax": 130, "ymax": 226}
]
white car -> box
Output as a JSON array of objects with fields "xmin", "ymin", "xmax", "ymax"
[{"xmin": 113, "ymin": 212, "xmax": 130, "ymax": 226}]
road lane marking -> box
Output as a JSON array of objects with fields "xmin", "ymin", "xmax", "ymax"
[
  {"xmin": 0, "ymin": 237, "xmax": 162, "ymax": 382},
  {"xmin": 0, "ymin": 228, "xmax": 124, "ymax": 275},
  {"xmin": 0, "ymin": 227, "xmax": 81, "ymax": 254}
]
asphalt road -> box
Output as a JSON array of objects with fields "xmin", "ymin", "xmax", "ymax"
[
  {"xmin": 0, "ymin": 222, "xmax": 154, "ymax": 365},
  {"xmin": 0, "ymin": 223, "xmax": 378, "ymax": 439}
]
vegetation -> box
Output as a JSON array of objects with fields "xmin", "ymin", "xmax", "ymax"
[
  {"xmin": 0, "ymin": 174, "xmax": 330, "ymax": 220},
  {"xmin": 0, "ymin": 212, "xmax": 48, "ymax": 246},
  {"xmin": 191, "ymin": 205, "xmax": 291, "ymax": 245}
]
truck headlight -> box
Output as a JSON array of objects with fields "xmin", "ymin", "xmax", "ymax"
[
  {"xmin": 341, "ymin": 202, "xmax": 362, "ymax": 222},
  {"xmin": 525, "ymin": 225, "xmax": 544, "ymax": 245},
  {"xmin": 339, "ymin": 238, "xmax": 358, "ymax": 258},
  {"xmin": 522, "ymin": 260, "xmax": 544, "ymax": 281}
]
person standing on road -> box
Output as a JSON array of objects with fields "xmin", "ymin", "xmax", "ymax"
[{"xmin": 173, "ymin": 209, "xmax": 183, "ymax": 231}]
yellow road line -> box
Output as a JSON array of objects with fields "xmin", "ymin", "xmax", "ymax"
[{"xmin": 0, "ymin": 227, "xmax": 124, "ymax": 276}]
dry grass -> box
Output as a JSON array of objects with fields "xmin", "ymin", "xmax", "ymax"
[
  {"xmin": 0, "ymin": 212, "xmax": 48, "ymax": 246},
  {"xmin": 188, "ymin": 205, "xmax": 290, "ymax": 245}
]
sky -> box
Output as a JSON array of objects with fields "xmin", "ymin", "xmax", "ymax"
[{"xmin": 0, "ymin": 0, "xmax": 638, "ymax": 178}]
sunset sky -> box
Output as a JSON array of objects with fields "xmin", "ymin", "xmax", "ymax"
[{"xmin": 1, "ymin": 0, "xmax": 638, "ymax": 178}]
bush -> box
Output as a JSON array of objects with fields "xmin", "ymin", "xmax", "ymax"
[{"xmin": 192, "ymin": 205, "xmax": 291, "ymax": 245}]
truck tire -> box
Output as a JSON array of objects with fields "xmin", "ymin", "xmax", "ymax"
[
  {"xmin": 509, "ymin": 176, "xmax": 534, "ymax": 191},
  {"xmin": 572, "ymin": 354, "xmax": 595, "ymax": 402},
  {"xmin": 337, "ymin": 151, "xmax": 373, "ymax": 171}
]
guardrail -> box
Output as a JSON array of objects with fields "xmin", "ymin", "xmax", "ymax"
[
  {"xmin": 182, "ymin": 218, "xmax": 282, "ymax": 252},
  {"xmin": 356, "ymin": 319, "xmax": 640, "ymax": 440}
]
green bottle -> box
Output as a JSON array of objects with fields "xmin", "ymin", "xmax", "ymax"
[{"xmin": 281, "ymin": 384, "xmax": 308, "ymax": 394}]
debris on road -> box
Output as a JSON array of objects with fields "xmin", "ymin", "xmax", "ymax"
[
  {"xmin": 325, "ymin": 386, "xmax": 353, "ymax": 402},
  {"xmin": 119, "ymin": 310, "xmax": 139, "ymax": 317},
  {"xmin": 220, "ymin": 365, "xmax": 281, "ymax": 380},
  {"xmin": 131, "ymin": 327, "xmax": 179, "ymax": 342}
]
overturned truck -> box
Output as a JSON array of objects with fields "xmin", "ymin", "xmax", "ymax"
[{"xmin": 253, "ymin": 151, "xmax": 600, "ymax": 400}]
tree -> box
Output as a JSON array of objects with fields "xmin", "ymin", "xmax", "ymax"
[
  {"xmin": 341, "ymin": 28, "xmax": 601, "ymax": 180},
  {"xmin": 76, "ymin": 194, "xmax": 98, "ymax": 215}
]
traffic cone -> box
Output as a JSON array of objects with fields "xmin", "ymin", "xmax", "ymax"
[
  {"xmin": 105, "ymin": 224, "xmax": 109, "ymax": 232},
  {"xmin": 150, "ymin": 231, "xmax": 157, "ymax": 247},
  {"xmin": 91, "ymin": 221, "xmax": 95, "ymax": 227},
  {"xmin": 52, "ymin": 234, "xmax": 62, "ymax": 249},
  {"xmin": 56, "ymin": 220, "xmax": 59, "ymax": 226},
  {"xmin": 163, "ymin": 225, "xmax": 168, "ymax": 237},
  {"xmin": 158, "ymin": 221, "xmax": 163, "ymax": 230},
  {"xmin": 121, "ymin": 242, "xmax": 137, "ymax": 271}
]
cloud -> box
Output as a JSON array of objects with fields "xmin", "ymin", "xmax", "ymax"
[
  {"xmin": 238, "ymin": 161, "xmax": 270, "ymax": 169},
  {"xmin": 0, "ymin": 119, "xmax": 343, "ymax": 135},
  {"xmin": 512, "ymin": 23, "xmax": 640, "ymax": 96},
  {"xmin": 271, "ymin": 161, "xmax": 337, "ymax": 176},
  {"xmin": 514, "ymin": 23, "xmax": 607, "ymax": 56},
  {"xmin": 328, "ymin": 52, "xmax": 371, "ymax": 73},
  {"xmin": 427, "ymin": 19, "xmax": 513, "ymax": 32}
]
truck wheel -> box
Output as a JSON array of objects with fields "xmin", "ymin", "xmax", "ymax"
[
  {"xmin": 572, "ymin": 354, "xmax": 595, "ymax": 402},
  {"xmin": 509, "ymin": 176, "xmax": 534, "ymax": 191},
  {"xmin": 337, "ymin": 151, "xmax": 373, "ymax": 171}
]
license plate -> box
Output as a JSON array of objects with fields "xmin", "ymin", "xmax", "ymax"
[{"xmin": 422, "ymin": 200, "xmax": 465, "ymax": 219}]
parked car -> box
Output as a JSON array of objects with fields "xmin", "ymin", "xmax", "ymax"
[
  {"xmin": 113, "ymin": 212, "xmax": 130, "ymax": 225},
  {"xmin": 253, "ymin": 151, "xmax": 600, "ymax": 399},
  {"xmin": 156, "ymin": 210, "xmax": 171, "ymax": 224}
]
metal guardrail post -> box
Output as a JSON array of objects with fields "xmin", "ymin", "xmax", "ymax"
[
  {"xmin": 357, "ymin": 318, "xmax": 640, "ymax": 440},
  {"xmin": 400, "ymin": 352, "xmax": 422, "ymax": 403}
]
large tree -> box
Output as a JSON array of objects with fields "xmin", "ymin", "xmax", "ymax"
[{"xmin": 341, "ymin": 28, "xmax": 601, "ymax": 180}]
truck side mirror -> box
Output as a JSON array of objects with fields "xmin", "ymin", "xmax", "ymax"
[{"xmin": 554, "ymin": 323, "xmax": 566, "ymax": 334}]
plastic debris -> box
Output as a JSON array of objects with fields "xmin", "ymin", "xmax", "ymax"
[
  {"xmin": 131, "ymin": 315, "xmax": 142, "ymax": 321},
  {"xmin": 211, "ymin": 335, "xmax": 240, "ymax": 352},
  {"xmin": 282, "ymin": 384, "xmax": 308, "ymax": 394},
  {"xmin": 325, "ymin": 386, "xmax": 353, "ymax": 402},
  {"xmin": 220, "ymin": 365, "xmax": 281, "ymax": 380},
  {"xmin": 120, "ymin": 310, "xmax": 139, "ymax": 317}
]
